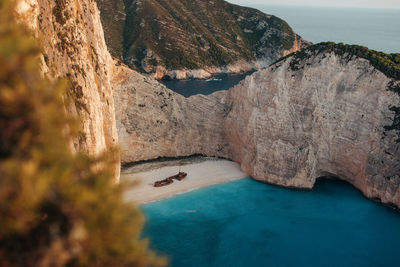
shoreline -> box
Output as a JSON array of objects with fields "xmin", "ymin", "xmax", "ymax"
[
  {"xmin": 149, "ymin": 60, "xmax": 263, "ymax": 80},
  {"xmin": 155, "ymin": 70, "xmax": 257, "ymax": 81},
  {"xmin": 122, "ymin": 157, "xmax": 247, "ymax": 204}
]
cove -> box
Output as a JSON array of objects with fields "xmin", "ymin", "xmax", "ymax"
[
  {"xmin": 142, "ymin": 178, "xmax": 400, "ymax": 267},
  {"xmin": 159, "ymin": 72, "xmax": 252, "ymax": 97}
]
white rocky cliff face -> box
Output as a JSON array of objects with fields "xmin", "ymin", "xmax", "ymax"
[
  {"xmin": 115, "ymin": 52, "xmax": 400, "ymax": 208},
  {"xmin": 225, "ymin": 53, "xmax": 400, "ymax": 207},
  {"xmin": 113, "ymin": 63, "xmax": 232, "ymax": 162},
  {"xmin": 16, "ymin": 0, "xmax": 120, "ymax": 181}
]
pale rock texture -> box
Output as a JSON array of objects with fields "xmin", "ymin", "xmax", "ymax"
[
  {"xmin": 225, "ymin": 53, "xmax": 400, "ymax": 208},
  {"xmin": 113, "ymin": 63, "xmax": 232, "ymax": 163},
  {"xmin": 16, "ymin": 0, "xmax": 120, "ymax": 182},
  {"xmin": 115, "ymin": 52, "xmax": 400, "ymax": 208}
]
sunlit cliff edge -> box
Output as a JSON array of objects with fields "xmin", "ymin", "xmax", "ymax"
[{"xmin": 16, "ymin": 0, "xmax": 120, "ymax": 181}]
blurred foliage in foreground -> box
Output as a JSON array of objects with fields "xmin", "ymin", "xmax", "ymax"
[{"xmin": 0, "ymin": 1, "xmax": 166, "ymax": 266}]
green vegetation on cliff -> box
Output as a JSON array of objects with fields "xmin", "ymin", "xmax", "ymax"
[
  {"xmin": 98, "ymin": 0, "xmax": 308, "ymax": 72},
  {"xmin": 279, "ymin": 42, "xmax": 400, "ymax": 80},
  {"xmin": 97, "ymin": 0, "xmax": 126, "ymax": 57},
  {"xmin": 0, "ymin": 1, "xmax": 165, "ymax": 265}
]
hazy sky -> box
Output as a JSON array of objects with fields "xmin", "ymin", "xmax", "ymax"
[{"xmin": 227, "ymin": 0, "xmax": 400, "ymax": 9}]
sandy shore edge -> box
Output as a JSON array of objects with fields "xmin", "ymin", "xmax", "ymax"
[{"xmin": 122, "ymin": 157, "xmax": 247, "ymax": 204}]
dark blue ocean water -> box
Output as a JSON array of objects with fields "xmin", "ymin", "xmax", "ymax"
[
  {"xmin": 254, "ymin": 5, "xmax": 400, "ymax": 54},
  {"xmin": 142, "ymin": 178, "xmax": 400, "ymax": 267},
  {"xmin": 159, "ymin": 72, "xmax": 252, "ymax": 97}
]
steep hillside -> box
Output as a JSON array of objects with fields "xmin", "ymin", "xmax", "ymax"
[
  {"xmin": 114, "ymin": 43, "xmax": 400, "ymax": 208},
  {"xmin": 97, "ymin": 0, "xmax": 126, "ymax": 57},
  {"xmin": 98, "ymin": 0, "xmax": 310, "ymax": 79}
]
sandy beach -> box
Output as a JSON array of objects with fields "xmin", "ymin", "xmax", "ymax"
[{"xmin": 122, "ymin": 157, "xmax": 247, "ymax": 204}]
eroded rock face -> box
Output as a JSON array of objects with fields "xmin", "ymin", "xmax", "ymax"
[
  {"xmin": 115, "ymin": 51, "xmax": 400, "ymax": 207},
  {"xmin": 113, "ymin": 63, "xmax": 232, "ymax": 163},
  {"xmin": 17, "ymin": 0, "xmax": 120, "ymax": 181},
  {"xmin": 225, "ymin": 53, "xmax": 400, "ymax": 207}
]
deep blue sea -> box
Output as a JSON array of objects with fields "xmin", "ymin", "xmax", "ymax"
[
  {"xmin": 255, "ymin": 5, "xmax": 400, "ymax": 54},
  {"xmin": 162, "ymin": 5, "xmax": 400, "ymax": 97},
  {"xmin": 160, "ymin": 72, "xmax": 252, "ymax": 97},
  {"xmin": 142, "ymin": 178, "xmax": 400, "ymax": 267}
]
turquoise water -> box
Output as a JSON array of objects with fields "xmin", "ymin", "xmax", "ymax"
[{"xmin": 142, "ymin": 178, "xmax": 400, "ymax": 267}]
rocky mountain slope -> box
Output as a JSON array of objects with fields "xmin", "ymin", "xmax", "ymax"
[
  {"xmin": 98, "ymin": 0, "xmax": 310, "ymax": 79},
  {"xmin": 16, "ymin": 0, "xmax": 120, "ymax": 181},
  {"xmin": 115, "ymin": 43, "xmax": 400, "ymax": 208},
  {"xmin": 96, "ymin": 0, "xmax": 126, "ymax": 58}
]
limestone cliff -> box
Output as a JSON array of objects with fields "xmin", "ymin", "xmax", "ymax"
[
  {"xmin": 16, "ymin": 0, "xmax": 120, "ymax": 181},
  {"xmin": 113, "ymin": 63, "xmax": 232, "ymax": 162},
  {"xmin": 98, "ymin": 0, "xmax": 310, "ymax": 79},
  {"xmin": 224, "ymin": 47, "xmax": 400, "ymax": 207},
  {"xmin": 115, "ymin": 44, "xmax": 400, "ymax": 208}
]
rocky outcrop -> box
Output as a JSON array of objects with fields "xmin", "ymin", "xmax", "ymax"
[
  {"xmin": 113, "ymin": 63, "xmax": 232, "ymax": 163},
  {"xmin": 98, "ymin": 0, "xmax": 310, "ymax": 79},
  {"xmin": 115, "ymin": 45, "xmax": 400, "ymax": 207},
  {"xmin": 225, "ymin": 51, "xmax": 400, "ymax": 206},
  {"xmin": 16, "ymin": 0, "xmax": 120, "ymax": 182}
]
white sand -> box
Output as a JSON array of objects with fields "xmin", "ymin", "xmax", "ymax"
[{"xmin": 122, "ymin": 158, "xmax": 247, "ymax": 204}]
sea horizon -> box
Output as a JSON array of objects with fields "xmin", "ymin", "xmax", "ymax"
[
  {"xmin": 252, "ymin": 4, "xmax": 400, "ymax": 54},
  {"xmin": 250, "ymin": 4, "xmax": 400, "ymax": 11},
  {"xmin": 162, "ymin": 4, "xmax": 400, "ymax": 97}
]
